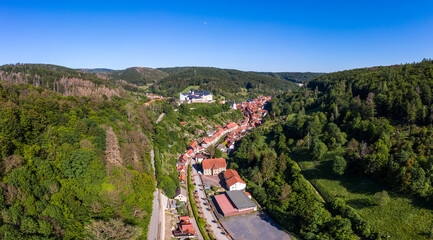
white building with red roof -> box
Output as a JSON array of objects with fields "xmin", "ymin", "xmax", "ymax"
[{"xmin": 223, "ymin": 169, "xmax": 246, "ymax": 191}]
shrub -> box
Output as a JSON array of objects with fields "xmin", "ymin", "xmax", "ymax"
[
  {"xmin": 372, "ymin": 191, "xmax": 390, "ymax": 206},
  {"xmin": 332, "ymin": 156, "xmax": 347, "ymax": 176}
]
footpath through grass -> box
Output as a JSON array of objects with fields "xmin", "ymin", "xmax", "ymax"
[{"xmin": 294, "ymin": 148, "xmax": 433, "ymax": 240}]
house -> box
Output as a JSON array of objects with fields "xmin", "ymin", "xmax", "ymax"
[
  {"xmin": 226, "ymin": 176, "xmax": 246, "ymax": 191},
  {"xmin": 194, "ymin": 153, "xmax": 210, "ymax": 163},
  {"xmin": 207, "ymin": 130, "xmax": 216, "ymax": 137},
  {"xmin": 176, "ymin": 165, "xmax": 186, "ymax": 174},
  {"xmin": 167, "ymin": 199, "xmax": 178, "ymax": 210},
  {"xmin": 174, "ymin": 187, "xmax": 188, "ymax": 202},
  {"xmin": 178, "ymin": 155, "xmax": 188, "ymax": 165},
  {"xmin": 223, "ymin": 169, "xmax": 246, "ymax": 191},
  {"xmin": 178, "ymin": 173, "xmax": 187, "ymax": 184},
  {"xmin": 226, "ymin": 121, "xmax": 239, "ymax": 130},
  {"xmin": 189, "ymin": 141, "xmax": 199, "ymax": 152},
  {"xmin": 185, "ymin": 149, "xmax": 194, "ymax": 158},
  {"xmin": 173, "ymin": 216, "xmax": 195, "ymax": 237},
  {"xmin": 217, "ymin": 143, "xmax": 227, "ymax": 153},
  {"xmin": 201, "ymin": 137, "xmax": 212, "ymax": 148},
  {"xmin": 202, "ymin": 158, "xmax": 227, "ymax": 175},
  {"xmin": 226, "ymin": 142, "xmax": 235, "ymax": 150}
]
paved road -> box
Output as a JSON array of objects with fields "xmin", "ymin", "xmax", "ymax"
[
  {"xmin": 148, "ymin": 189, "xmax": 160, "ymax": 240},
  {"xmin": 148, "ymin": 149, "xmax": 159, "ymax": 240},
  {"xmin": 160, "ymin": 192, "xmax": 168, "ymax": 240},
  {"xmin": 191, "ymin": 160, "xmax": 230, "ymax": 240},
  {"xmin": 156, "ymin": 113, "xmax": 165, "ymax": 123}
]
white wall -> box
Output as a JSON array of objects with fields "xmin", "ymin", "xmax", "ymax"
[{"xmin": 229, "ymin": 182, "xmax": 246, "ymax": 191}]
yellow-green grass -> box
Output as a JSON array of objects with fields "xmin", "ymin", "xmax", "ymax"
[
  {"xmin": 297, "ymin": 154, "xmax": 433, "ymax": 240},
  {"xmin": 181, "ymin": 85, "xmax": 200, "ymax": 93}
]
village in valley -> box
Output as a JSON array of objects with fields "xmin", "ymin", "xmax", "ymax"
[{"xmin": 144, "ymin": 90, "xmax": 288, "ymax": 240}]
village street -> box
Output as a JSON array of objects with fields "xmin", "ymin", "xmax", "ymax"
[
  {"xmin": 170, "ymin": 96, "xmax": 278, "ymax": 239},
  {"xmin": 191, "ymin": 159, "xmax": 230, "ymax": 240}
]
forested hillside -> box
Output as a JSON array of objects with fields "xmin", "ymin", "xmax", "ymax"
[
  {"xmin": 0, "ymin": 64, "xmax": 135, "ymax": 98},
  {"xmin": 0, "ymin": 82, "xmax": 155, "ymax": 239},
  {"xmin": 256, "ymin": 72, "xmax": 325, "ymax": 84},
  {"xmin": 104, "ymin": 67, "xmax": 169, "ymax": 86},
  {"xmin": 152, "ymin": 67, "xmax": 299, "ymax": 100},
  {"xmin": 233, "ymin": 59, "xmax": 433, "ymax": 239}
]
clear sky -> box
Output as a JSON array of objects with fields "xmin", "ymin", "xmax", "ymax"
[{"xmin": 1, "ymin": 0, "xmax": 432, "ymax": 72}]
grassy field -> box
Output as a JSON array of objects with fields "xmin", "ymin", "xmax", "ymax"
[
  {"xmin": 181, "ymin": 85, "xmax": 200, "ymax": 93},
  {"xmin": 295, "ymin": 148, "xmax": 433, "ymax": 240}
]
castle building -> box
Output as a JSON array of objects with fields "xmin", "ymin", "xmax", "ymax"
[{"xmin": 179, "ymin": 89, "xmax": 213, "ymax": 103}]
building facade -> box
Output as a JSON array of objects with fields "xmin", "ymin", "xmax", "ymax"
[
  {"xmin": 202, "ymin": 158, "xmax": 227, "ymax": 175},
  {"xmin": 180, "ymin": 89, "xmax": 213, "ymax": 103}
]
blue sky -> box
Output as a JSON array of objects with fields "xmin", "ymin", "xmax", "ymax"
[{"xmin": 1, "ymin": 0, "xmax": 432, "ymax": 72}]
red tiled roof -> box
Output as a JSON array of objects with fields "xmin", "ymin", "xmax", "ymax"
[
  {"xmin": 227, "ymin": 122, "xmax": 238, "ymax": 129},
  {"xmin": 223, "ymin": 169, "xmax": 240, "ymax": 179},
  {"xmin": 179, "ymin": 216, "xmax": 190, "ymax": 221},
  {"xmin": 189, "ymin": 141, "xmax": 198, "ymax": 149},
  {"xmin": 178, "ymin": 174, "xmax": 187, "ymax": 182},
  {"xmin": 177, "ymin": 165, "xmax": 186, "ymax": 172},
  {"xmin": 186, "ymin": 149, "xmax": 194, "ymax": 156},
  {"xmin": 202, "ymin": 158, "xmax": 226, "ymax": 170},
  {"xmin": 184, "ymin": 228, "xmax": 195, "ymax": 235},
  {"xmin": 180, "ymin": 222, "xmax": 195, "ymax": 234},
  {"xmin": 226, "ymin": 176, "xmax": 246, "ymax": 187},
  {"xmin": 214, "ymin": 193, "xmax": 237, "ymax": 216}
]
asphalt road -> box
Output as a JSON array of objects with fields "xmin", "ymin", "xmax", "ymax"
[
  {"xmin": 148, "ymin": 189, "xmax": 160, "ymax": 240},
  {"xmin": 191, "ymin": 160, "xmax": 230, "ymax": 240}
]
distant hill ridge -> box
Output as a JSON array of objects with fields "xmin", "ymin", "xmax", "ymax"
[
  {"xmin": 84, "ymin": 66, "xmax": 312, "ymax": 100},
  {"xmin": 0, "ymin": 63, "xmax": 322, "ymax": 100},
  {"xmin": 256, "ymin": 71, "xmax": 326, "ymax": 83}
]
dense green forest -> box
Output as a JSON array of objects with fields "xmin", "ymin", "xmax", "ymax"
[
  {"xmin": 77, "ymin": 66, "xmax": 307, "ymax": 101},
  {"xmin": 104, "ymin": 67, "xmax": 169, "ymax": 86},
  {"xmin": 256, "ymin": 72, "xmax": 325, "ymax": 83},
  {"xmin": 153, "ymin": 67, "xmax": 300, "ymax": 100},
  {"xmin": 78, "ymin": 68, "xmax": 114, "ymax": 74},
  {"xmin": 232, "ymin": 59, "xmax": 433, "ymax": 239},
  {"xmin": 0, "ymin": 82, "xmax": 155, "ymax": 239}
]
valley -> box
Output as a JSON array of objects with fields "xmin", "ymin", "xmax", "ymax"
[{"xmin": 1, "ymin": 61, "xmax": 433, "ymax": 240}]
